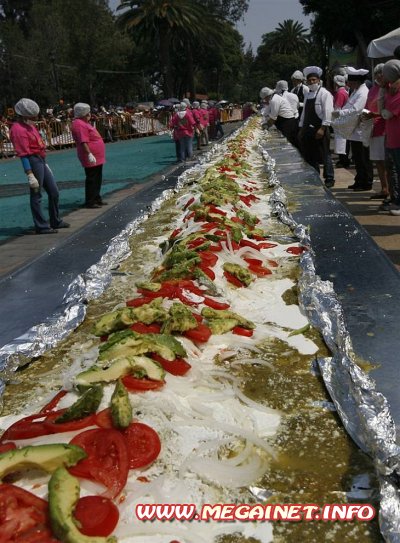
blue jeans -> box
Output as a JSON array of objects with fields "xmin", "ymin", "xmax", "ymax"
[
  {"xmin": 179, "ymin": 136, "xmax": 193, "ymax": 161},
  {"xmin": 28, "ymin": 155, "xmax": 61, "ymax": 231},
  {"xmin": 387, "ymin": 148, "xmax": 400, "ymax": 205}
]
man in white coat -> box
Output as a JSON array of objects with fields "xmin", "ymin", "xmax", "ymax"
[
  {"xmin": 332, "ymin": 67, "xmax": 373, "ymax": 191},
  {"xmin": 291, "ymin": 69, "xmax": 309, "ymax": 116},
  {"xmin": 275, "ymin": 80, "xmax": 299, "ymax": 118},
  {"xmin": 298, "ymin": 66, "xmax": 335, "ymax": 188},
  {"xmin": 260, "ymin": 87, "xmax": 298, "ymax": 147}
]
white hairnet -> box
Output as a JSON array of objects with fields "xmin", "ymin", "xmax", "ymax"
[
  {"xmin": 259, "ymin": 87, "xmax": 274, "ymax": 99},
  {"xmin": 291, "ymin": 70, "xmax": 304, "ymax": 81},
  {"xmin": 383, "ymin": 60, "xmax": 400, "ymax": 83},
  {"xmin": 200, "ymin": 102, "xmax": 208, "ymax": 109},
  {"xmin": 192, "ymin": 101, "xmax": 200, "ymax": 108},
  {"xmin": 333, "ymin": 75, "xmax": 346, "ymax": 87},
  {"xmin": 182, "ymin": 98, "xmax": 191, "ymax": 106},
  {"xmin": 14, "ymin": 98, "xmax": 40, "ymax": 117},
  {"xmin": 374, "ymin": 63, "xmax": 385, "ymax": 75},
  {"xmin": 275, "ymin": 80, "xmax": 288, "ymax": 93},
  {"xmin": 179, "ymin": 102, "xmax": 187, "ymax": 110},
  {"xmin": 74, "ymin": 102, "xmax": 91, "ymax": 118},
  {"xmin": 303, "ymin": 66, "xmax": 323, "ymax": 79}
]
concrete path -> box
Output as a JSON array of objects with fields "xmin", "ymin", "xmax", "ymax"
[{"xmin": 332, "ymin": 166, "xmax": 400, "ymax": 270}]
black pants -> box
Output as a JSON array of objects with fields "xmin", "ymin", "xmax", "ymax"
[
  {"xmin": 275, "ymin": 116, "xmax": 299, "ymax": 147},
  {"xmin": 298, "ymin": 128, "xmax": 334, "ymax": 182},
  {"xmin": 84, "ymin": 164, "xmax": 103, "ymax": 206},
  {"xmin": 350, "ymin": 141, "xmax": 373, "ymax": 187}
]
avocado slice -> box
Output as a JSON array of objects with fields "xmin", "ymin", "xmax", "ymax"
[
  {"xmin": 110, "ymin": 379, "xmax": 132, "ymax": 429},
  {"xmin": 49, "ymin": 467, "xmax": 116, "ymax": 543},
  {"xmin": 93, "ymin": 307, "xmax": 135, "ymax": 337},
  {"xmin": 75, "ymin": 356, "xmax": 165, "ymax": 386},
  {"xmin": 55, "ymin": 386, "xmax": 103, "ymax": 424},
  {"xmin": 161, "ymin": 303, "xmax": 198, "ymax": 334},
  {"xmin": 223, "ymin": 262, "xmax": 253, "ymax": 286},
  {"xmin": 0, "ymin": 444, "xmax": 86, "ymax": 479},
  {"xmin": 201, "ymin": 307, "xmax": 255, "ymax": 329}
]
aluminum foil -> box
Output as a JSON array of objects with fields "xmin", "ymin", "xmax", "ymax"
[{"xmin": 262, "ymin": 141, "xmax": 400, "ymax": 543}]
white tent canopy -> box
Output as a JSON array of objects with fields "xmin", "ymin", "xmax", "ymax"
[{"xmin": 367, "ymin": 27, "xmax": 400, "ymax": 58}]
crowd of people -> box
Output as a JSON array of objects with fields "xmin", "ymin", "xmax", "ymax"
[{"xmin": 260, "ymin": 55, "xmax": 400, "ymax": 216}]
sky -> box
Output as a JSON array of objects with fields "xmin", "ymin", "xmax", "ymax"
[
  {"xmin": 108, "ymin": 0, "xmax": 311, "ymax": 52},
  {"xmin": 236, "ymin": 0, "xmax": 311, "ymax": 52}
]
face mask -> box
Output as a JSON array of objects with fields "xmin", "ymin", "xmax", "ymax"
[
  {"xmin": 178, "ymin": 111, "xmax": 186, "ymax": 119},
  {"xmin": 26, "ymin": 119, "xmax": 36, "ymax": 125},
  {"xmin": 308, "ymin": 83, "xmax": 319, "ymax": 92}
]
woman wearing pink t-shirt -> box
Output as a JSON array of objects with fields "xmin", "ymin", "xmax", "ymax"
[
  {"xmin": 71, "ymin": 103, "xmax": 106, "ymax": 208},
  {"xmin": 363, "ymin": 64, "xmax": 389, "ymax": 199},
  {"xmin": 169, "ymin": 103, "xmax": 196, "ymax": 162},
  {"xmin": 332, "ymin": 75, "xmax": 349, "ymax": 167}
]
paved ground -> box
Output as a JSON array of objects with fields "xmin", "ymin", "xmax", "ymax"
[{"xmin": 332, "ymin": 165, "xmax": 400, "ymax": 270}]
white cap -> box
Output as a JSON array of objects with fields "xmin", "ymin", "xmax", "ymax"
[
  {"xmin": 260, "ymin": 87, "xmax": 274, "ymax": 99},
  {"xmin": 14, "ymin": 98, "xmax": 40, "ymax": 117},
  {"xmin": 291, "ymin": 70, "xmax": 304, "ymax": 80},
  {"xmin": 303, "ymin": 66, "xmax": 323, "ymax": 78},
  {"xmin": 73, "ymin": 102, "xmax": 91, "ymax": 118},
  {"xmin": 192, "ymin": 101, "xmax": 200, "ymax": 108},
  {"xmin": 275, "ymin": 80, "xmax": 289, "ymax": 93},
  {"xmin": 346, "ymin": 66, "xmax": 369, "ymax": 76},
  {"xmin": 179, "ymin": 102, "xmax": 187, "ymax": 110},
  {"xmin": 333, "ymin": 75, "xmax": 346, "ymax": 87}
]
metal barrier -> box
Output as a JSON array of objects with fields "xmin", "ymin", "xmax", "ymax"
[{"xmin": 0, "ymin": 108, "xmax": 240, "ymax": 157}]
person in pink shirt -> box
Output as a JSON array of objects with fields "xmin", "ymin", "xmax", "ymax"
[
  {"xmin": 332, "ymin": 75, "xmax": 350, "ymax": 168},
  {"xmin": 363, "ymin": 64, "xmax": 389, "ymax": 199},
  {"xmin": 9, "ymin": 98, "xmax": 69, "ymax": 234},
  {"xmin": 199, "ymin": 102, "xmax": 210, "ymax": 146},
  {"xmin": 71, "ymin": 102, "xmax": 106, "ymax": 208},
  {"xmin": 191, "ymin": 101, "xmax": 202, "ymax": 150},
  {"xmin": 169, "ymin": 102, "xmax": 196, "ymax": 162},
  {"xmin": 382, "ymin": 60, "xmax": 400, "ymax": 215}
]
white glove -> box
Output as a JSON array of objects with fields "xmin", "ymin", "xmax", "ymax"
[
  {"xmin": 381, "ymin": 108, "xmax": 393, "ymax": 120},
  {"xmin": 87, "ymin": 152, "xmax": 96, "ymax": 164},
  {"xmin": 27, "ymin": 172, "xmax": 39, "ymax": 190}
]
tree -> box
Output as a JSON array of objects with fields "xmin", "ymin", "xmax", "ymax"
[
  {"xmin": 300, "ymin": 0, "xmax": 400, "ymax": 65},
  {"xmin": 117, "ymin": 0, "xmax": 211, "ymax": 97},
  {"xmin": 268, "ymin": 19, "xmax": 309, "ymax": 55},
  {"xmin": 198, "ymin": 0, "xmax": 249, "ymax": 23}
]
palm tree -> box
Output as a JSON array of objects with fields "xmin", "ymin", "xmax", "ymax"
[
  {"xmin": 269, "ymin": 19, "xmax": 309, "ymax": 55},
  {"xmin": 117, "ymin": 0, "xmax": 211, "ymax": 97}
]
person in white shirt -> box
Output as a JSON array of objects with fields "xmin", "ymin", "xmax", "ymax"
[
  {"xmin": 332, "ymin": 67, "xmax": 373, "ymax": 191},
  {"xmin": 259, "ymin": 87, "xmax": 298, "ymax": 146},
  {"xmin": 291, "ymin": 69, "xmax": 309, "ymax": 116},
  {"xmin": 275, "ymin": 80, "xmax": 299, "ymax": 118},
  {"xmin": 298, "ymin": 66, "xmax": 335, "ymax": 188}
]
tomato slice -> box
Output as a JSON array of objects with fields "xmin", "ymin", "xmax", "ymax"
[
  {"xmin": 170, "ymin": 227, "xmax": 182, "ymax": 239},
  {"xmin": 1, "ymin": 413, "xmax": 52, "ymax": 442},
  {"xmin": 243, "ymin": 257, "xmax": 263, "ymax": 266},
  {"xmin": 126, "ymin": 296, "xmax": 154, "ymax": 307},
  {"xmin": 239, "ymin": 239, "xmax": 261, "ymax": 250},
  {"xmin": 200, "ymin": 222, "xmax": 220, "ymax": 232},
  {"xmin": 268, "ymin": 259, "xmax": 279, "ymax": 268},
  {"xmin": 123, "ymin": 422, "xmax": 161, "ymax": 469},
  {"xmin": 209, "ymin": 242, "xmax": 223, "ymax": 252},
  {"xmin": 223, "ymin": 270, "xmax": 245, "ymax": 288},
  {"xmin": 122, "ymin": 375, "xmax": 165, "ymax": 391},
  {"xmin": 191, "ymin": 312, "xmax": 203, "ymax": 323},
  {"xmin": 69, "ymin": 428, "xmax": 129, "ymax": 498},
  {"xmin": 39, "ymin": 390, "xmax": 68, "ymax": 414},
  {"xmin": 183, "ymin": 196, "xmax": 195, "ymax": 210},
  {"xmin": 74, "ymin": 496, "xmax": 119, "ymax": 537},
  {"xmin": 286, "ymin": 246, "xmax": 307, "ymax": 255},
  {"xmin": 150, "ymin": 354, "xmax": 191, "ymax": 376},
  {"xmin": 184, "ymin": 323, "xmax": 212, "ymax": 343},
  {"xmin": 187, "ymin": 237, "xmax": 208, "ymax": 249},
  {"xmin": 130, "ymin": 322, "xmax": 162, "ymax": 334},
  {"xmin": 95, "ymin": 408, "xmax": 114, "ymax": 429},
  {"xmin": 247, "ymin": 263, "xmax": 272, "ymax": 277},
  {"xmin": 199, "ymin": 264, "xmax": 215, "ymax": 280},
  {"xmin": 199, "ymin": 251, "xmax": 218, "ymax": 267},
  {"xmin": 0, "ymin": 442, "xmax": 16, "ymax": 454},
  {"xmin": 0, "ymin": 484, "xmax": 57, "ymax": 543},
  {"xmin": 44, "ymin": 410, "xmax": 97, "ymax": 434},
  {"xmin": 232, "ymin": 326, "xmax": 254, "ymax": 337},
  {"xmin": 203, "ymin": 297, "xmax": 230, "ymax": 310}
]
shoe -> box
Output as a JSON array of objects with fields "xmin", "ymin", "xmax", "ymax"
[
  {"xmin": 347, "ymin": 183, "xmax": 360, "ymax": 189},
  {"xmin": 36, "ymin": 228, "xmax": 58, "ymax": 234},
  {"xmin": 335, "ymin": 161, "xmax": 350, "ymax": 168},
  {"xmin": 379, "ymin": 200, "xmax": 396, "ymax": 211},
  {"xmin": 85, "ymin": 204, "xmax": 101, "ymax": 209},
  {"xmin": 353, "ymin": 185, "xmax": 372, "ymax": 191},
  {"xmin": 389, "ymin": 208, "xmax": 400, "ymax": 216},
  {"xmin": 96, "ymin": 201, "xmax": 108, "ymax": 206},
  {"xmin": 369, "ymin": 192, "xmax": 389, "ymax": 200},
  {"xmin": 56, "ymin": 221, "xmax": 70, "ymax": 228},
  {"xmin": 325, "ymin": 180, "xmax": 335, "ymax": 188}
]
